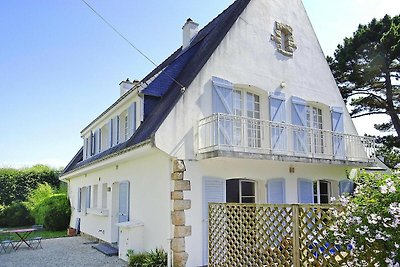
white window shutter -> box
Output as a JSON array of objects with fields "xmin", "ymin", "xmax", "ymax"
[
  {"xmin": 83, "ymin": 139, "xmax": 87, "ymax": 160},
  {"xmin": 77, "ymin": 187, "xmax": 81, "ymax": 212},
  {"xmin": 98, "ymin": 129, "xmax": 102, "ymax": 153},
  {"xmin": 202, "ymin": 177, "xmax": 226, "ymax": 265},
  {"xmin": 108, "ymin": 119, "xmax": 113, "ymax": 148},
  {"xmin": 113, "ymin": 115, "xmax": 120, "ymax": 145},
  {"xmin": 298, "ymin": 178, "xmax": 313, "ymax": 203},
  {"xmin": 86, "ymin": 186, "xmax": 91, "ymax": 210},
  {"xmin": 212, "ymin": 76, "xmax": 234, "ymax": 146},
  {"xmin": 128, "ymin": 102, "xmax": 137, "ymax": 138},
  {"xmin": 267, "ymin": 178, "xmax": 286, "ymax": 204},
  {"xmin": 90, "ymin": 131, "xmax": 94, "ymax": 156},
  {"xmin": 291, "ymin": 96, "xmax": 308, "ymax": 154},
  {"xmin": 118, "ymin": 181, "xmax": 130, "ymax": 223},
  {"xmin": 339, "ymin": 180, "xmax": 355, "ymax": 195},
  {"xmin": 331, "ymin": 107, "xmax": 345, "ymax": 157},
  {"xmin": 269, "ymin": 92, "xmax": 286, "ymax": 151}
]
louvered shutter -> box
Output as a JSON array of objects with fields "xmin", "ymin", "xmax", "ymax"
[
  {"xmin": 267, "ymin": 178, "xmax": 286, "ymax": 204},
  {"xmin": 86, "ymin": 186, "xmax": 91, "ymax": 210},
  {"xmin": 291, "ymin": 96, "xmax": 308, "ymax": 154},
  {"xmin": 77, "ymin": 187, "xmax": 81, "ymax": 212},
  {"xmin": 118, "ymin": 181, "xmax": 130, "ymax": 223},
  {"xmin": 331, "ymin": 107, "xmax": 345, "ymax": 158},
  {"xmin": 298, "ymin": 178, "xmax": 313, "ymax": 203},
  {"xmin": 212, "ymin": 76, "xmax": 234, "ymax": 146},
  {"xmin": 98, "ymin": 129, "xmax": 102, "ymax": 153},
  {"xmin": 339, "ymin": 180, "xmax": 355, "ymax": 195},
  {"xmin": 269, "ymin": 92, "xmax": 286, "ymax": 152},
  {"xmin": 203, "ymin": 177, "xmax": 226, "ymax": 265},
  {"xmin": 108, "ymin": 119, "xmax": 113, "ymax": 148},
  {"xmin": 128, "ymin": 102, "xmax": 137, "ymax": 138},
  {"xmin": 90, "ymin": 131, "xmax": 94, "ymax": 156},
  {"xmin": 112, "ymin": 116, "xmax": 119, "ymax": 146}
]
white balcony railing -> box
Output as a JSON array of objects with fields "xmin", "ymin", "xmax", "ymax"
[{"xmin": 198, "ymin": 114, "xmax": 375, "ymax": 163}]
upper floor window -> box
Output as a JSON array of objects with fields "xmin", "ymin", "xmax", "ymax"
[{"xmin": 307, "ymin": 106, "xmax": 324, "ymax": 154}]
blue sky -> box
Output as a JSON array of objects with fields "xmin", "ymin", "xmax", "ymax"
[{"xmin": 1, "ymin": 0, "xmax": 399, "ymax": 168}]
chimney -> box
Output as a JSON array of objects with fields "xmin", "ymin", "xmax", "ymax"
[
  {"xmin": 182, "ymin": 18, "xmax": 199, "ymax": 49},
  {"xmin": 119, "ymin": 78, "xmax": 139, "ymax": 96}
]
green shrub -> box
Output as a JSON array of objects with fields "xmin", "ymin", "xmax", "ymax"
[
  {"xmin": 26, "ymin": 182, "xmax": 55, "ymax": 212},
  {"xmin": 128, "ymin": 250, "xmax": 147, "ymax": 267},
  {"xmin": 128, "ymin": 248, "xmax": 167, "ymax": 267},
  {"xmin": 0, "ymin": 202, "xmax": 34, "ymax": 227},
  {"xmin": 35, "ymin": 194, "xmax": 71, "ymax": 231},
  {"xmin": 143, "ymin": 248, "xmax": 167, "ymax": 267}
]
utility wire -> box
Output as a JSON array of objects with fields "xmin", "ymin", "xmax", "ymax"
[{"xmin": 79, "ymin": 0, "xmax": 185, "ymax": 89}]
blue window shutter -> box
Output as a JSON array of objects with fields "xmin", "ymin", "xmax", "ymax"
[
  {"xmin": 331, "ymin": 107, "xmax": 345, "ymax": 157},
  {"xmin": 267, "ymin": 178, "xmax": 286, "ymax": 204},
  {"xmin": 291, "ymin": 96, "xmax": 308, "ymax": 154},
  {"xmin": 108, "ymin": 119, "xmax": 113, "ymax": 148},
  {"xmin": 212, "ymin": 77, "xmax": 234, "ymax": 145},
  {"xmin": 212, "ymin": 76, "xmax": 233, "ymax": 114},
  {"xmin": 269, "ymin": 92, "xmax": 286, "ymax": 151},
  {"xmin": 77, "ymin": 187, "xmax": 81, "ymax": 212},
  {"xmin": 298, "ymin": 178, "xmax": 313, "ymax": 203},
  {"xmin": 339, "ymin": 180, "xmax": 355, "ymax": 195}
]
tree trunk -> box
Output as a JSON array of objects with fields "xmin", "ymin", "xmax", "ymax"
[{"xmin": 385, "ymin": 72, "xmax": 400, "ymax": 137}]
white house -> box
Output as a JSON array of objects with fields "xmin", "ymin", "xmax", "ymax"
[{"xmin": 60, "ymin": 0, "xmax": 376, "ymax": 266}]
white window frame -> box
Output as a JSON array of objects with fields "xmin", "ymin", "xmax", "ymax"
[{"xmin": 313, "ymin": 180, "xmax": 331, "ymax": 204}]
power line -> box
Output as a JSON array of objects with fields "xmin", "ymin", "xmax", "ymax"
[{"xmin": 79, "ymin": 0, "xmax": 185, "ymax": 89}]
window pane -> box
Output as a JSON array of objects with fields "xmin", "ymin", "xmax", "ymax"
[
  {"xmin": 241, "ymin": 197, "xmax": 255, "ymax": 203},
  {"xmin": 320, "ymin": 181, "xmax": 328, "ymax": 194},
  {"xmin": 241, "ymin": 181, "xmax": 255, "ymax": 197},
  {"xmin": 226, "ymin": 179, "xmax": 240, "ymax": 203},
  {"xmin": 320, "ymin": 195, "xmax": 329, "ymax": 204}
]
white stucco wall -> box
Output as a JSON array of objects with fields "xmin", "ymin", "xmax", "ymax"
[
  {"xmin": 155, "ymin": 0, "xmax": 358, "ymax": 160},
  {"xmin": 66, "ymin": 148, "xmax": 172, "ymax": 254}
]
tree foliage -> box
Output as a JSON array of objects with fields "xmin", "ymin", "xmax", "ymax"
[
  {"xmin": 327, "ymin": 15, "xmax": 400, "ymax": 137},
  {"xmin": 0, "ymin": 165, "xmax": 61, "ymax": 206}
]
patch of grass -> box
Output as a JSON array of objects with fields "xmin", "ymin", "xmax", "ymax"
[{"xmin": 2, "ymin": 227, "xmax": 67, "ymax": 240}]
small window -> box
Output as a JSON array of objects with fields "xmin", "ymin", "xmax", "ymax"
[
  {"xmin": 313, "ymin": 180, "xmax": 331, "ymax": 204},
  {"xmin": 92, "ymin": 184, "xmax": 98, "ymax": 208},
  {"xmin": 102, "ymin": 183, "xmax": 108, "ymax": 209},
  {"xmin": 226, "ymin": 179, "xmax": 256, "ymax": 203}
]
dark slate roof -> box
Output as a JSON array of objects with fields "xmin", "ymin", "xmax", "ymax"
[{"xmin": 62, "ymin": 0, "xmax": 251, "ymax": 175}]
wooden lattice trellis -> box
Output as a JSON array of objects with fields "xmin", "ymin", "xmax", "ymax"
[{"xmin": 208, "ymin": 203, "xmax": 357, "ymax": 267}]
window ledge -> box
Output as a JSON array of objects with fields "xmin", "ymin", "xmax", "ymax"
[{"xmin": 87, "ymin": 208, "xmax": 109, "ymax": 217}]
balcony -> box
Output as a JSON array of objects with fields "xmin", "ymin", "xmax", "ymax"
[{"xmin": 198, "ymin": 114, "xmax": 375, "ymax": 165}]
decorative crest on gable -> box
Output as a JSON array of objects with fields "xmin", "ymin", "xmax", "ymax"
[{"xmin": 271, "ymin": 21, "xmax": 297, "ymax": 57}]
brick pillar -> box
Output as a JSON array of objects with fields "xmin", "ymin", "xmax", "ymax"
[{"xmin": 171, "ymin": 159, "xmax": 191, "ymax": 267}]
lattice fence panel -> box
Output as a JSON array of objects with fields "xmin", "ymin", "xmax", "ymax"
[
  {"xmin": 209, "ymin": 203, "xmax": 295, "ymax": 267},
  {"xmin": 208, "ymin": 203, "xmax": 376, "ymax": 267}
]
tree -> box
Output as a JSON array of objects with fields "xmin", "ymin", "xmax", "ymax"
[{"xmin": 327, "ymin": 15, "xmax": 400, "ymax": 137}]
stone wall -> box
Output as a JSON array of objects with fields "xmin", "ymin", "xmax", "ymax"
[{"xmin": 171, "ymin": 159, "xmax": 191, "ymax": 267}]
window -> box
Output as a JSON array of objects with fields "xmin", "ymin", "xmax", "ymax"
[
  {"xmin": 232, "ymin": 89, "xmax": 261, "ymax": 148},
  {"xmin": 313, "ymin": 180, "xmax": 331, "ymax": 204},
  {"xmin": 226, "ymin": 179, "xmax": 256, "ymax": 203},
  {"xmin": 92, "ymin": 184, "xmax": 98, "ymax": 208},
  {"xmin": 307, "ymin": 106, "xmax": 324, "ymax": 154},
  {"xmin": 102, "ymin": 183, "xmax": 108, "ymax": 209},
  {"xmin": 124, "ymin": 114, "xmax": 129, "ymax": 141}
]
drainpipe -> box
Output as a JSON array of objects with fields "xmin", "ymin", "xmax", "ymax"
[{"xmin": 168, "ymin": 158, "xmax": 173, "ymax": 267}]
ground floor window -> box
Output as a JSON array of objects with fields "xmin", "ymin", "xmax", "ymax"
[
  {"xmin": 313, "ymin": 180, "xmax": 331, "ymax": 204},
  {"xmin": 226, "ymin": 179, "xmax": 256, "ymax": 203}
]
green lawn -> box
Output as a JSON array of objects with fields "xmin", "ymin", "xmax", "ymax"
[{"xmin": 0, "ymin": 227, "xmax": 67, "ymax": 240}]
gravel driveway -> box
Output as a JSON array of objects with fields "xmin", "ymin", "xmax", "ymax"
[{"xmin": 0, "ymin": 236, "xmax": 127, "ymax": 267}]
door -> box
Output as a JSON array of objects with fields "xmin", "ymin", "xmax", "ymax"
[
  {"xmin": 203, "ymin": 177, "xmax": 226, "ymax": 266},
  {"xmin": 118, "ymin": 181, "xmax": 130, "ymax": 223}
]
